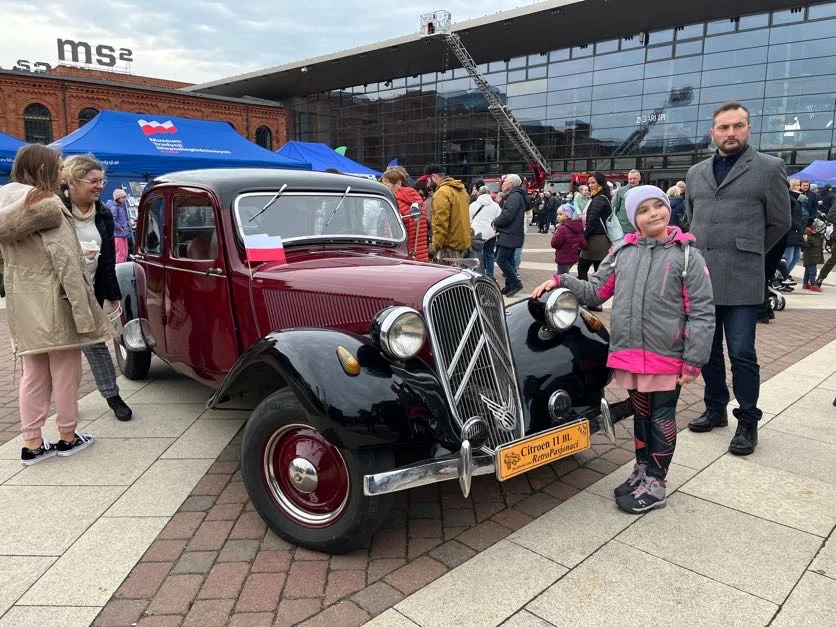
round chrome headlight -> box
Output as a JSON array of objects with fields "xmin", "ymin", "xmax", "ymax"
[
  {"xmin": 374, "ymin": 307, "xmax": 427, "ymax": 360},
  {"xmin": 544, "ymin": 288, "xmax": 579, "ymax": 330}
]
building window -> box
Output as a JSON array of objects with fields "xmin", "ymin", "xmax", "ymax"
[
  {"xmin": 255, "ymin": 126, "xmax": 273, "ymax": 150},
  {"xmin": 78, "ymin": 107, "xmax": 98, "ymax": 128},
  {"xmin": 23, "ymin": 103, "xmax": 53, "ymax": 144}
]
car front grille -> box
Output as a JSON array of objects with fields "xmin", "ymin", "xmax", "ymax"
[{"xmin": 424, "ymin": 274, "xmax": 524, "ymax": 449}]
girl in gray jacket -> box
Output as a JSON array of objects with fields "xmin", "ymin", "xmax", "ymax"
[{"xmin": 532, "ymin": 186, "xmax": 715, "ymax": 514}]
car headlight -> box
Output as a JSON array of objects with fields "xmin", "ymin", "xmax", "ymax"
[
  {"xmin": 544, "ymin": 288, "xmax": 579, "ymax": 330},
  {"xmin": 372, "ymin": 306, "xmax": 427, "ymax": 360}
]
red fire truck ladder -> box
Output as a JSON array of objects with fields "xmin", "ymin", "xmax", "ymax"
[{"xmin": 420, "ymin": 11, "xmax": 551, "ymax": 179}]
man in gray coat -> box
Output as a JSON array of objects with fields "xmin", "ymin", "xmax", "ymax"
[{"xmin": 685, "ymin": 101, "xmax": 790, "ymax": 455}]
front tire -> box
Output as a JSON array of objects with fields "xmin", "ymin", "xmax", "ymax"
[
  {"xmin": 114, "ymin": 339, "xmax": 152, "ymax": 380},
  {"xmin": 241, "ymin": 389, "xmax": 393, "ymax": 554}
]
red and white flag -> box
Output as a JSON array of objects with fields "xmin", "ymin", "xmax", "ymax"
[{"xmin": 243, "ymin": 234, "xmax": 286, "ymax": 264}]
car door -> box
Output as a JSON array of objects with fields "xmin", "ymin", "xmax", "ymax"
[
  {"xmin": 164, "ymin": 190, "xmax": 238, "ymax": 382},
  {"xmin": 135, "ymin": 194, "xmax": 168, "ymax": 357}
]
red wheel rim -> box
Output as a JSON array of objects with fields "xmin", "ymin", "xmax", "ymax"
[{"xmin": 262, "ymin": 424, "xmax": 350, "ymax": 527}]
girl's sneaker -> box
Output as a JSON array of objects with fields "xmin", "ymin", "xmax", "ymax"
[
  {"xmin": 21, "ymin": 440, "xmax": 58, "ymax": 466},
  {"xmin": 616, "ymin": 477, "xmax": 667, "ymax": 514},
  {"xmin": 613, "ymin": 462, "xmax": 647, "ymax": 498},
  {"xmin": 55, "ymin": 432, "xmax": 95, "ymax": 457}
]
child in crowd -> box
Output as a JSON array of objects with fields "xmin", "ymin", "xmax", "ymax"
[
  {"xmin": 550, "ymin": 203, "xmax": 587, "ymax": 274},
  {"xmin": 532, "ymin": 186, "xmax": 715, "ymax": 514},
  {"xmin": 802, "ymin": 219, "xmax": 826, "ymax": 292}
]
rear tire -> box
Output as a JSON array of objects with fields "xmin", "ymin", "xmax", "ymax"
[
  {"xmin": 114, "ymin": 339, "xmax": 151, "ymax": 380},
  {"xmin": 241, "ymin": 388, "xmax": 393, "ymax": 554}
]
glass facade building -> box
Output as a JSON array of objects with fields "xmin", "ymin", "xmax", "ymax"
[{"xmin": 289, "ymin": 2, "xmax": 836, "ymax": 186}]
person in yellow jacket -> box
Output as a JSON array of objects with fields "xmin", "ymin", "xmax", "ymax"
[{"xmin": 423, "ymin": 164, "xmax": 471, "ymax": 263}]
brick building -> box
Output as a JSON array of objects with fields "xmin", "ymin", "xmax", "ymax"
[{"xmin": 0, "ymin": 65, "xmax": 289, "ymax": 150}]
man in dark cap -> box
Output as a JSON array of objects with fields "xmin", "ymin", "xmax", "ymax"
[{"xmin": 423, "ymin": 164, "xmax": 471, "ymax": 263}]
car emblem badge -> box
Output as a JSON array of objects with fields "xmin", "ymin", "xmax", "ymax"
[{"xmin": 480, "ymin": 386, "xmax": 517, "ymax": 432}]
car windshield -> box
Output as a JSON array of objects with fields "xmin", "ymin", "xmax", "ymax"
[{"xmin": 233, "ymin": 192, "xmax": 405, "ymax": 244}]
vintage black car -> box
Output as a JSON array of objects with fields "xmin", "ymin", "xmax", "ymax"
[{"xmin": 114, "ymin": 169, "xmax": 626, "ymax": 553}]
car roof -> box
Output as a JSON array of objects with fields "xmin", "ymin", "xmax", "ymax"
[{"xmin": 145, "ymin": 168, "xmax": 388, "ymax": 205}]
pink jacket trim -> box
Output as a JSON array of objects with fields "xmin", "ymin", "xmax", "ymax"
[
  {"xmin": 607, "ymin": 348, "xmax": 687, "ymax": 375},
  {"xmin": 597, "ymin": 274, "xmax": 616, "ymax": 301},
  {"xmin": 622, "ymin": 226, "xmax": 695, "ymax": 247}
]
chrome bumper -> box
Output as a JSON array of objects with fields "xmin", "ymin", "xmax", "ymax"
[{"xmin": 364, "ymin": 398, "xmax": 619, "ymax": 498}]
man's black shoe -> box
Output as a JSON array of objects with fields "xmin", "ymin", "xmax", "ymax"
[
  {"xmin": 729, "ymin": 420, "xmax": 758, "ymax": 455},
  {"xmin": 688, "ymin": 408, "xmax": 728, "ymax": 432},
  {"xmin": 504, "ymin": 284, "xmax": 524, "ymax": 297},
  {"xmin": 107, "ymin": 395, "xmax": 133, "ymax": 421}
]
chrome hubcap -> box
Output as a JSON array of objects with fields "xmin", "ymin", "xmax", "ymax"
[{"xmin": 288, "ymin": 457, "xmax": 318, "ymax": 493}]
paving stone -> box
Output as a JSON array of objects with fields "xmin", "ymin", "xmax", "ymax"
[
  {"xmin": 179, "ymin": 495, "xmax": 217, "ymax": 511},
  {"xmin": 408, "ymin": 484, "xmax": 439, "ymax": 502},
  {"xmin": 205, "ymin": 502, "xmax": 245, "ymax": 521},
  {"xmin": 137, "ymin": 616, "xmax": 184, "ymax": 627},
  {"xmin": 329, "ymin": 549, "xmax": 369, "ymax": 571},
  {"xmin": 198, "ymin": 562, "xmax": 250, "ymax": 599},
  {"xmin": 158, "ymin": 512, "xmax": 206, "ymax": 540},
  {"xmin": 93, "ymin": 599, "xmax": 148, "ymax": 626},
  {"xmin": 381, "ymin": 508, "xmax": 408, "ymax": 529},
  {"xmin": 370, "ymin": 527, "xmax": 407, "ymax": 559},
  {"xmin": 324, "ymin": 569, "xmax": 366, "ymax": 605},
  {"xmin": 442, "ymin": 526, "xmax": 467, "ymax": 541},
  {"xmin": 455, "ymin": 520, "xmax": 512, "ymax": 552},
  {"xmin": 442, "ymin": 508, "xmax": 476, "ymax": 527},
  {"xmin": 251, "ymin": 549, "xmax": 292, "ymax": 573},
  {"xmin": 584, "ymin": 457, "xmax": 620, "ymax": 475},
  {"xmin": 602, "ymin": 447, "xmax": 636, "ymax": 465},
  {"xmin": 491, "ymin": 508, "xmax": 534, "ymax": 531},
  {"xmin": 293, "ymin": 547, "xmax": 329, "ymax": 561},
  {"xmin": 541, "ymin": 480, "xmax": 580, "ymax": 501},
  {"xmin": 236, "ymin": 572, "xmax": 286, "ymax": 612},
  {"xmin": 407, "ymin": 501, "xmax": 441, "ymax": 519},
  {"xmin": 182, "ymin": 599, "xmax": 234, "ymax": 626},
  {"xmin": 470, "ymin": 477, "xmax": 504, "ymax": 502},
  {"xmin": 146, "ymin": 574, "xmax": 203, "ymax": 615},
  {"xmin": 428, "ymin": 540, "xmax": 477, "ymax": 568},
  {"xmin": 262, "ymin": 530, "xmax": 294, "ymax": 550},
  {"xmin": 187, "ymin": 520, "xmax": 234, "ymax": 551},
  {"xmin": 408, "ymin": 518, "xmax": 442, "ymax": 538},
  {"xmin": 115, "ymin": 562, "xmax": 173, "ymax": 599},
  {"xmin": 229, "ymin": 511, "xmax": 268, "ymax": 540},
  {"xmin": 216, "ymin": 481, "xmax": 249, "ymax": 504},
  {"xmin": 218, "ymin": 539, "xmax": 261, "ymax": 563},
  {"xmin": 283, "ymin": 560, "xmax": 328, "ymax": 598},
  {"xmin": 190, "ymin": 473, "xmax": 230, "ymax": 496},
  {"xmin": 474, "ymin": 500, "xmax": 505, "ymax": 523},
  {"xmin": 561, "ymin": 467, "xmax": 605, "ymax": 490},
  {"xmin": 228, "ymin": 612, "xmax": 275, "ymax": 626},
  {"xmin": 171, "ymin": 551, "xmax": 217, "ymax": 575},
  {"xmin": 144, "ymin": 539, "xmax": 188, "ymax": 562},
  {"xmin": 383, "ymin": 556, "xmax": 447, "ymax": 595},
  {"xmin": 500, "ymin": 475, "xmax": 534, "ymax": 495},
  {"xmin": 512, "ymin": 492, "xmax": 561, "ymax": 518},
  {"xmin": 367, "ymin": 558, "xmax": 406, "ymax": 582},
  {"xmin": 407, "ymin": 537, "xmax": 443, "ymax": 559},
  {"xmin": 208, "ymin": 460, "xmax": 239, "ymax": 474},
  {"xmin": 299, "ymin": 600, "xmax": 369, "ymax": 627},
  {"xmin": 352, "ymin": 581, "xmax": 404, "ymax": 615},
  {"xmin": 526, "ymin": 465, "xmax": 557, "ymax": 490},
  {"xmin": 274, "ymin": 599, "xmax": 321, "ymax": 627}
]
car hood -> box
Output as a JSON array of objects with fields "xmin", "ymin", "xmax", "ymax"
[{"xmin": 251, "ymin": 251, "xmax": 460, "ymax": 334}]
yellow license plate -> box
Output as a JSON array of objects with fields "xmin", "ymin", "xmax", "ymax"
[{"xmin": 496, "ymin": 420, "xmax": 591, "ymax": 481}]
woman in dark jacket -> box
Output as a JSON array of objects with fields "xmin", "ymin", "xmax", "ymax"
[
  {"xmin": 62, "ymin": 155, "xmax": 132, "ymax": 421},
  {"xmin": 666, "ymin": 186, "xmax": 685, "ymax": 228},
  {"xmin": 578, "ymin": 171, "xmax": 612, "ymax": 282},
  {"xmin": 783, "ymin": 179, "xmax": 806, "ymax": 277}
]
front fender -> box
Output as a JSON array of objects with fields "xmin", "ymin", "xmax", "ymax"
[
  {"xmin": 208, "ymin": 328, "xmax": 456, "ymax": 450},
  {"xmin": 506, "ymin": 299, "xmax": 611, "ymax": 435},
  {"xmin": 115, "ymin": 261, "xmax": 144, "ymax": 323}
]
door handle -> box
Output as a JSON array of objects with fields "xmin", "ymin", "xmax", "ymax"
[{"xmin": 205, "ymin": 267, "xmax": 223, "ymax": 277}]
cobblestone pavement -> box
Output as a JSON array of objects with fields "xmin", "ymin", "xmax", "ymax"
[{"xmin": 5, "ymin": 228, "xmax": 836, "ymax": 627}]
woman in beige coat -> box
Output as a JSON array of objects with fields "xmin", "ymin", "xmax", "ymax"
[{"xmin": 0, "ymin": 145, "xmax": 112, "ymax": 465}]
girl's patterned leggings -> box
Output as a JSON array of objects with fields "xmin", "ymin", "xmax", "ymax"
[{"xmin": 627, "ymin": 388, "xmax": 681, "ymax": 481}]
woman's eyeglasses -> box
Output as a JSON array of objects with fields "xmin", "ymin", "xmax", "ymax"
[{"xmin": 74, "ymin": 177, "xmax": 107, "ymax": 186}]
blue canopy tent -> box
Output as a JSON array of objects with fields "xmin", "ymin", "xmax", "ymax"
[
  {"xmin": 794, "ymin": 160, "xmax": 836, "ymax": 185},
  {"xmin": 0, "ymin": 131, "xmax": 27, "ymax": 182},
  {"xmin": 276, "ymin": 141, "xmax": 380, "ymax": 178}
]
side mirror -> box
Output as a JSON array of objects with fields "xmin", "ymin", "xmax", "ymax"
[{"xmin": 409, "ymin": 202, "xmax": 422, "ymax": 221}]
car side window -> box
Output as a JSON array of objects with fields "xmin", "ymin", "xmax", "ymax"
[
  {"xmin": 171, "ymin": 195, "xmax": 218, "ymax": 261},
  {"xmin": 141, "ymin": 196, "xmax": 165, "ymax": 256}
]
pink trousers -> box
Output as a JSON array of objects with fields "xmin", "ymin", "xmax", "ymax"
[
  {"xmin": 115, "ymin": 237, "xmax": 129, "ymax": 264},
  {"xmin": 19, "ymin": 349, "xmax": 82, "ymax": 441}
]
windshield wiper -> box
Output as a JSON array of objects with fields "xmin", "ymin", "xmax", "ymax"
[
  {"xmin": 322, "ymin": 186, "xmax": 351, "ymax": 229},
  {"xmin": 249, "ymin": 184, "xmax": 288, "ymax": 222}
]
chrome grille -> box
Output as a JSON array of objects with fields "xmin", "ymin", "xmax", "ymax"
[{"xmin": 424, "ymin": 275, "xmax": 524, "ymax": 449}]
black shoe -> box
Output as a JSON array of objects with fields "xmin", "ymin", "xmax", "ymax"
[
  {"xmin": 56, "ymin": 432, "xmax": 95, "ymax": 457},
  {"xmin": 688, "ymin": 408, "xmax": 728, "ymax": 432},
  {"xmin": 729, "ymin": 420, "xmax": 758, "ymax": 455},
  {"xmin": 504, "ymin": 284, "xmax": 524, "ymax": 297},
  {"xmin": 21, "ymin": 440, "xmax": 58, "ymax": 466},
  {"xmin": 613, "ymin": 463, "xmax": 647, "ymax": 498},
  {"xmin": 107, "ymin": 395, "xmax": 133, "ymax": 421}
]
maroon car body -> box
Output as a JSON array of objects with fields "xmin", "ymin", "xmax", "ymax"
[{"xmin": 114, "ymin": 168, "xmax": 617, "ymax": 553}]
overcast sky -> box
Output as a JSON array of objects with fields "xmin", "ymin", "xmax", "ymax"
[{"xmin": 0, "ymin": 0, "xmax": 531, "ymax": 84}]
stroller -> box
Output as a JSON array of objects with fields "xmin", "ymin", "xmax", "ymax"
[{"xmin": 766, "ymin": 268, "xmax": 787, "ymax": 311}]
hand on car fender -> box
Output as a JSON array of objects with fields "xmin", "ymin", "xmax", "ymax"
[{"xmin": 531, "ymin": 278, "xmax": 557, "ymax": 299}]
